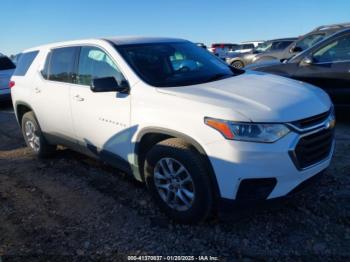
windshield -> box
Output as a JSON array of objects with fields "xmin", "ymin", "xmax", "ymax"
[{"xmin": 116, "ymin": 42, "xmax": 242, "ymax": 87}]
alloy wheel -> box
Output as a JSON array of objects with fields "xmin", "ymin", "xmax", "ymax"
[
  {"xmin": 153, "ymin": 157, "xmax": 195, "ymax": 211},
  {"xmin": 24, "ymin": 120, "xmax": 40, "ymax": 152}
]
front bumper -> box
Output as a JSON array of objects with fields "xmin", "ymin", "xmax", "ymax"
[
  {"xmin": 218, "ymin": 170, "xmax": 325, "ymax": 212},
  {"xmin": 0, "ymin": 88, "xmax": 11, "ymax": 102},
  {"xmin": 205, "ymin": 129, "xmax": 334, "ymax": 201}
]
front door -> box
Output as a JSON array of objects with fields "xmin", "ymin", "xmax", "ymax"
[{"xmin": 70, "ymin": 46, "xmax": 131, "ymax": 161}]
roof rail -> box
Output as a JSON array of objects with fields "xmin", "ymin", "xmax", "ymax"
[{"xmin": 312, "ymin": 22, "xmax": 350, "ymax": 32}]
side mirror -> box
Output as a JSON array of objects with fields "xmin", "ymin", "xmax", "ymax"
[
  {"xmin": 91, "ymin": 77, "xmax": 130, "ymax": 94},
  {"xmin": 300, "ymin": 56, "xmax": 313, "ymax": 66},
  {"xmin": 290, "ymin": 46, "xmax": 303, "ymax": 53}
]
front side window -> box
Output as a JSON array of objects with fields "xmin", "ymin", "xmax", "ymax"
[
  {"xmin": 313, "ymin": 34, "xmax": 350, "ymax": 63},
  {"xmin": 296, "ymin": 33, "xmax": 325, "ymax": 51},
  {"xmin": 77, "ymin": 46, "xmax": 125, "ymax": 86},
  {"xmin": 47, "ymin": 47, "xmax": 78, "ymax": 83},
  {"xmin": 116, "ymin": 42, "xmax": 240, "ymax": 87}
]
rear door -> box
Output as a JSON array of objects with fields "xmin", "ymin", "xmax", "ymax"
[
  {"xmin": 34, "ymin": 46, "xmax": 79, "ymax": 138},
  {"xmin": 293, "ymin": 33, "xmax": 350, "ymax": 106}
]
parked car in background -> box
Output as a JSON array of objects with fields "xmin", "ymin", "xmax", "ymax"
[
  {"xmin": 11, "ymin": 37, "xmax": 334, "ymax": 223},
  {"xmin": 0, "ymin": 54, "xmax": 16, "ymax": 101},
  {"xmin": 247, "ymin": 28, "xmax": 350, "ymax": 109},
  {"xmin": 230, "ymin": 41, "xmax": 264, "ymax": 55},
  {"xmin": 257, "ymin": 22, "xmax": 350, "ymax": 63},
  {"xmin": 209, "ymin": 43, "xmax": 238, "ymax": 59},
  {"xmin": 226, "ymin": 38, "xmax": 296, "ymax": 68}
]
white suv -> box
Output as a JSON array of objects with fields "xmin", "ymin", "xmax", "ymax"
[{"xmin": 11, "ymin": 37, "xmax": 335, "ymax": 223}]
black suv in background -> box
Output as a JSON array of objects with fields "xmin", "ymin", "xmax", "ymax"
[
  {"xmin": 254, "ymin": 22, "xmax": 350, "ymax": 64},
  {"xmin": 0, "ymin": 54, "xmax": 16, "ymax": 101},
  {"xmin": 226, "ymin": 38, "xmax": 296, "ymax": 68},
  {"xmin": 247, "ymin": 28, "xmax": 350, "ymax": 109}
]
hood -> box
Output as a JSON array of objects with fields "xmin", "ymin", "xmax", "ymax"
[
  {"xmin": 157, "ymin": 71, "xmax": 331, "ymax": 123},
  {"xmin": 245, "ymin": 60, "xmax": 282, "ymax": 70}
]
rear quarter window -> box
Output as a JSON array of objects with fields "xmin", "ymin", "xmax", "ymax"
[{"xmin": 13, "ymin": 51, "xmax": 39, "ymax": 76}]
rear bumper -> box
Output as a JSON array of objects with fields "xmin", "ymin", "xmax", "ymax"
[{"xmin": 0, "ymin": 88, "xmax": 11, "ymax": 101}]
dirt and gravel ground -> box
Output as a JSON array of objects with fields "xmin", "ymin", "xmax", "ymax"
[{"xmin": 0, "ymin": 101, "xmax": 349, "ymax": 261}]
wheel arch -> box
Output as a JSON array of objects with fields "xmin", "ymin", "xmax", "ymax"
[
  {"xmin": 135, "ymin": 127, "xmax": 221, "ymax": 201},
  {"xmin": 15, "ymin": 101, "xmax": 35, "ymax": 126}
]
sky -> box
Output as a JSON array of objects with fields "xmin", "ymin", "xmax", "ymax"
[{"xmin": 1, "ymin": 0, "xmax": 349, "ymax": 56}]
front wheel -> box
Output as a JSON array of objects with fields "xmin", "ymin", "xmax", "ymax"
[
  {"xmin": 21, "ymin": 111, "xmax": 56, "ymax": 158},
  {"xmin": 144, "ymin": 138, "xmax": 214, "ymax": 224}
]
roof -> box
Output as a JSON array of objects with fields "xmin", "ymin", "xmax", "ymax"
[
  {"xmin": 312, "ymin": 22, "xmax": 350, "ymax": 32},
  {"xmin": 21, "ymin": 36, "xmax": 190, "ymax": 53},
  {"xmin": 240, "ymin": 40, "xmax": 265, "ymax": 44},
  {"xmin": 104, "ymin": 36, "xmax": 188, "ymax": 45},
  {"xmin": 267, "ymin": 37, "xmax": 297, "ymax": 42}
]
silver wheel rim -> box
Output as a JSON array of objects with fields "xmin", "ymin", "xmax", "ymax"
[
  {"xmin": 154, "ymin": 157, "xmax": 195, "ymax": 211},
  {"xmin": 232, "ymin": 61, "xmax": 243, "ymax": 69},
  {"xmin": 24, "ymin": 121, "xmax": 40, "ymax": 152}
]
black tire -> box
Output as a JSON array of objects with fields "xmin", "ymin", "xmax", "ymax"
[
  {"xmin": 231, "ymin": 60, "xmax": 244, "ymax": 69},
  {"xmin": 21, "ymin": 111, "xmax": 56, "ymax": 158},
  {"xmin": 144, "ymin": 138, "xmax": 214, "ymax": 224}
]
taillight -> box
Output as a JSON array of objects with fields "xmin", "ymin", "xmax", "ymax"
[{"xmin": 9, "ymin": 81, "xmax": 15, "ymax": 88}]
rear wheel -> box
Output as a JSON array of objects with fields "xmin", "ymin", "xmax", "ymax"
[
  {"xmin": 231, "ymin": 60, "xmax": 244, "ymax": 69},
  {"xmin": 21, "ymin": 111, "xmax": 56, "ymax": 158},
  {"xmin": 144, "ymin": 138, "xmax": 213, "ymax": 224}
]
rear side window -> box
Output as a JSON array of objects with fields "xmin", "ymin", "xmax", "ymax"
[
  {"xmin": 45, "ymin": 47, "xmax": 78, "ymax": 83},
  {"xmin": 13, "ymin": 51, "xmax": 38, "ymax": 76},
  {"xmin": 0, "ymin": 56, "xmax": 16, "ymax": 71}
]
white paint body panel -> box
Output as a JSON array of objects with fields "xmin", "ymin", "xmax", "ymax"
[{"xmin": 11, "ymin": 38, "xmax": 334, "ymax": 202}]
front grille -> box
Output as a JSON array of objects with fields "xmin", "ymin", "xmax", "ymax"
[
  {"xmin": 291, "ymin": 110, "xmax": 330, "ymax": 129},
  {"xmin": 292, "ymin": 128, "xmax": 334, "ymax": 169}
]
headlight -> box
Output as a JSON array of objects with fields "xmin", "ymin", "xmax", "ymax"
[
  {"xmin": 205, "ymin": 117, "xmax": 290, "ymax": 143},
  {"xmin": 328, "ymin": 105, "xmax": 336, "ymax": 129}
]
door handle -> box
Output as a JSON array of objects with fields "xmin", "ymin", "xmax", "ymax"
[
  {"xmin": 73, "ymin": 95, "xmax": 85, "ymax": 102},
  {"xmin": 34, "ymin": 87, "xmax": 41, "ymax": 93}
]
